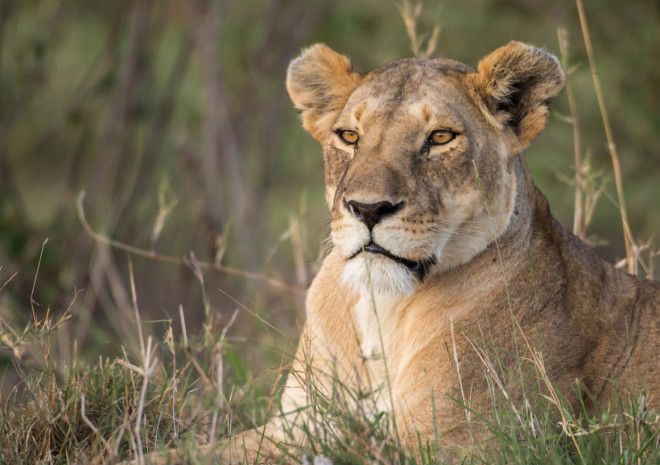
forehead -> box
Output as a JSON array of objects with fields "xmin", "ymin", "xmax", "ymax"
[{"xmin": 339, "ymin": 58, "xmax": 476, "ymax": 126}]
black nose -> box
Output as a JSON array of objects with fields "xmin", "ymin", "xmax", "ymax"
[{"xmin": 344, "ymin": 199, "xmax": 404, "ymax": 230}]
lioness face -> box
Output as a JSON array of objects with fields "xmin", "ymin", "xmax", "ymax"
[
  {"xmin": 326, "ymin": 63, "xmax": 517, "ymax": 295},
  {"xmin": 287, "ymin": 43, "xmax": 564, "ymax": 295}
]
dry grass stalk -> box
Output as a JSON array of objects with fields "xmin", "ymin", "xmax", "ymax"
[
  {"xmin": 81, "ymin": 394, "xmax": 115, "ymax": 458},
  {"xmin": 150, "ymin": 188, "xmax": 179, "ymax": 248},
  {"xmin": 209, "ymin": 308, "xmax": 239, "ymax": 445},
  {"xmin": 449, "ymin": 316, "xmax": 470, "ymax": 424},
  {"xmin": 575, "ymin": 0, "xmax": 636, "ymax": 274},
  {"xmin": 133, "ymin": 336, "xmax": 158, "ymax": 465},
  {"xmin": 266, "ymin": 213, "xmax": 310, "ymax": 288},
  {"xmin": 557, "ymin": 27, "xmax": 587, "ymax": 239},
  {"xmin": 77, "ymin": 192, "xmax": 303, "ymax": 294},
  {"xmin": 615, "ymin": 241, "xmax": 659, "ymax": 280},
  {"xmin": 30, "ymin": 238, "xmax": 49, "ymax": 326},
  {"xmin": 556, "ymin": 28, "xmax": 608, "ymax": 243},
  {"xmin": 128, "ymin": 261, "xmax": 145, "ymax": 358},
  {"xmin": 399, "ymin": 0, "xmax": 440, "ymax": 58},
  {"xmin": 289, "ymin": 215, "xmax": 309, "ymax": 287}
]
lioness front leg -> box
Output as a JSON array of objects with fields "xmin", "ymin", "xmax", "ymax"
[{"xmin": 213, "ymin": 419, "xmax": 292, "ymax": 464}]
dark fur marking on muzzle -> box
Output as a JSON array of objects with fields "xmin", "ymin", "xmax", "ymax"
[{"xmin": 348, "ymin": 241, "xmax": 436, "ymax": 280}]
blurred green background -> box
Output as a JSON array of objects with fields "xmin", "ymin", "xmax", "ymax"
[{"xmin": 0, "ymin": 0, "xmax": 658, "ymax": 390}]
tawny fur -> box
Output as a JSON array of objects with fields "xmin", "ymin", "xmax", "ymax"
[
  {"xmin": 133, "ymin": 42, "xmax": 658, "ymax": 465},
  {"xmin": 286, "ymin": 44, "xmax": 362, "ymax": 142}
]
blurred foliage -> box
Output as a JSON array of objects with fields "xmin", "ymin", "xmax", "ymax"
[{"xmin": 0, "ymin": 0, "xmax": 658, "ymax": 387}]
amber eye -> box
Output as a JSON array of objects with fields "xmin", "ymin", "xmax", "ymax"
[
  {"xmin": 337, "ymin": 129, "xmax": 359, "ymax": 145},
  {"xmin": 428, "ymin": 129, "xmax": 456, "ymax": 146}
]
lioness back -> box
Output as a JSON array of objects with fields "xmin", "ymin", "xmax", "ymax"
[{"xmin": 551, "ymin": 215, "xmax": 659, "ymax": 403}]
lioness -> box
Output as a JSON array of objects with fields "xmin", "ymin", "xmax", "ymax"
[{"xmin": 140, "ymin": 42, "xmax": 659, "ymax": 464}]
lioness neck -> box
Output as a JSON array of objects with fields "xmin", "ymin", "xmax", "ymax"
[{"xmin": 348, "ymin": 156, "xmax": 539, "ymax": 358}]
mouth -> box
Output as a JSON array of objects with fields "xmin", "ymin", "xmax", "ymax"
[{"xmin": 348, "ymin": 241, "xmax": 436, "ymax": 279}]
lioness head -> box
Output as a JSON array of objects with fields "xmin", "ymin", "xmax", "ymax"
[{"xmin": 287, "ymin": 42, "xmax": 564, "ymax": 295}]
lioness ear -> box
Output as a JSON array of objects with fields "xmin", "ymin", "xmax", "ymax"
[
  {"xmin": 287, "ymin": 44, "xmax": 362, "ymax": 142},
  {"xmin": 470, "ymin": 41, "xmax": 565, "ymax": 150}
]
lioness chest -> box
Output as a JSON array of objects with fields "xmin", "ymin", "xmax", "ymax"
[{"xmin": 350, "ymin": 281, "xmax": 494, "ymax": 407}]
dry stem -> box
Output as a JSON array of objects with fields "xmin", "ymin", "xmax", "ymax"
[
  {"xmin": 77, "ymin": 192, "xmax": 303, "ymax": 294},
  {"xmin": 399, "ymin": 0, "xmax": 440, "ymax": 58},
  {"xmin": 557, "ymin": 28, "xmax": 586, "ymax": 239},
  {"xmin": 575, "ymin": 0, "xmax": 636, "ymax": 274}
]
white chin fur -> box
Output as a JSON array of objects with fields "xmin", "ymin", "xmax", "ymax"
[{"xmin": 341, "ymin": 253, "xmax": 417, "ymax": 296}]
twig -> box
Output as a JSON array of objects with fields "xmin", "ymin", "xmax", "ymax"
[
  {"xmin": 128, "ymin": 261, "xmax": 146, "ymax": 358},
  {"xmin": 289, "ymin": 215, "xmax": 308, "ymax": 287},
  {"xmin": 178, "ymin": 305, "xmax": 188, "ymax": 347},
  {"xmin": 77, "ymin": 191, "xmax": 303, "ymax": 294},
  {"xmin": 0, "ymin": 269, "xmax": 18, "ymax": 294},
  {"xmin": 30, "ymin": 238, "xmax": 49, "ymax": 326},
  {"xmin": 398, "ymin": 0, "xmax": 440, "ymax": 58},
  {"xmin": 209, "ymin": 308, "xmax": 239, "ymax": 445},
  {"xmin": 218, "ymin": 309, "xmax": 239, "ymax": 394},
  {"xmin": 150, "ymin": 189, "xmax": 179, "ymax": 247},
  {"xmin": 81, "ymin": 394, "xmax": 115, "ymax": 459},
  {"xmin": 575, "ymin": 0, "xmax": 636, "ymax": 274},
  {"xmin": 217, "ymin": 287, "xmax": 287, "ymax": 338},
  {"xmin": 557, "ymin": 28, "xmax": 586, "ymax": 239},
  {"xmin": 450, "ymin": 317, "xmax": 475, "ymax": 437},
  {"xmin": 176, "ymin": 303, "xmax": 213, "ymax": 389},
  {"xmin": 134, "ymin": 336, "xmax": 158, "ymax": 465}
]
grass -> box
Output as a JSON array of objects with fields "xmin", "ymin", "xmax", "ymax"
[
  {"xmin": 0, "ymin": 284, "xmax": 658, "ymax": 464},
  {"xmin": 0, "ymin": 291, "xmax": 272, "ymax": 465}
]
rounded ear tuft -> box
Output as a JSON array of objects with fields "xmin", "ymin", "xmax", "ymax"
[
  {"xmin": 286, "ymin": 44, "xmax": 362, "ymax": 142},
  {"xmin": 470, "ymin": 41, "xmax": 565, "ymax": 149}
]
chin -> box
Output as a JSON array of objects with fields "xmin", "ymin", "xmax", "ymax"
[{"xmin": 341, "ymin": 253, "xmax": 418, "ymax": 296}]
